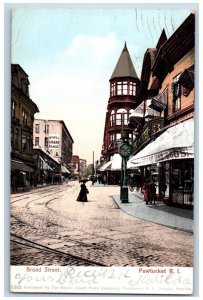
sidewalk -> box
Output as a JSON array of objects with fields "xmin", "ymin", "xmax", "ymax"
[{"xmin": 112, "ymin": 190, "xmax": 193, "ymax": 233}]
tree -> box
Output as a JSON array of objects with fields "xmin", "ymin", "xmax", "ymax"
[{"xmin": 86, "ymin": 164, "xmax": 94, "ymax": 176}]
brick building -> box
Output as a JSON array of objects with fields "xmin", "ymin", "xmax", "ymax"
[
  {"xmin": 11, "ymin": 64, "xmax": 39, "ymax": 190},
  {"xmin": 33, "ymin": 119, "xmax": 74, "ymax": 169},
  {"xmin": 100, "ymin": 43, "xmax": 140, "ymax": 184},
  {"xmin": 128, "ymin": 13, "xmax": 195, "ymax": 207}
]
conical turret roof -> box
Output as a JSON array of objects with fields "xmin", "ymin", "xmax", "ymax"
[{"xmin": 110, "ymin": 42, "xmax": 139, "ymax": 80}]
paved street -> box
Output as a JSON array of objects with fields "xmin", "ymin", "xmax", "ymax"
[{"xmin": 10, "ymin": 181, "xmax": 193, "ymax": 267}]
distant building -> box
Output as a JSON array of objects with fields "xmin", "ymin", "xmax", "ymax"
[
  {"xmin": 33, "ymin": 119, "xmax": 74, "ymax": 168},
  {"xmin": 11, "ymin": 64, "xmax": 39, "ymax": 190},
  {"xmin": 79, "ymin": 159, "xmax": 87, "ymax": 178},
  {"xmin": 72, "ymin": 155, "xmax": 80, "ymax": 179}
]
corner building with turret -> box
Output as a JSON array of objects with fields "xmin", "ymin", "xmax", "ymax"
[{"xmin": 100, "ymin": 43, "xmax": 140, "ymax": 184}]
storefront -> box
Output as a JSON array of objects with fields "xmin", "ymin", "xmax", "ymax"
[
  {"xmin": 99, "ymin": 154, "xmax": 122, "ymax": 185},
  {"xmin": 127, "ymin": 118, "xmax": 194, "ymax": 207}
]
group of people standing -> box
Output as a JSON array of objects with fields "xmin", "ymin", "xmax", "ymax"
[
  {"xmin": 90, "ymin": 174, "xmax": 107, "ymax": 185},
  {"xmin": 143, "ymin": 179, "xmax": 157, "ymax": 205}
]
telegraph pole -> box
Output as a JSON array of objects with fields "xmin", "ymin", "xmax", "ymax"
[{"xmin": 92, "ymin": 151, "xmax": 95, "ymax": 175}]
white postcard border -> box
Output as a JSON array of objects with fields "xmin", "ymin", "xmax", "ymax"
[{"xmin": 10, "ymin": 266, "xmax": 193, "ymax": 295}]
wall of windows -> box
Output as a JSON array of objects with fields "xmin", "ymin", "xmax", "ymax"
[{"xmin": 110, "ymin": 80, "xmax": 136, "ymax": 96}]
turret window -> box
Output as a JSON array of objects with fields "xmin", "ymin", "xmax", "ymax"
[
  {"xmin": 110, "ymin": 110, "xmax": 115, "ymax": 127},
  {"xmin": 116, "ymin": 109, "xmax": 128, "ymax": 126},
  {"xmin": 129, "ymin": 82, "xmax": 136, "ymax": 95},
  {"xmin": 111, "ymin": 80, "xmax": 136, "ymax": 96},
  {"xmin": 110, "ymin": 82, "xmax": 116, "ymax": 96},
  {"xmin": 117, "ymin": 82, "xmax": 122, "ymax": 95}
]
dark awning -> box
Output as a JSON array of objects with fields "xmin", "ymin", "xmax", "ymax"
[
  {"xmin": 11, "ymin": 160, "xmax": 34, "ymax": 172},
  {"xmin": 148, "ymin": 98, "xmax": 167, "ymax": 112},
  {"xmin": 178, "ymin": 65, "xmax": 194, "ymax": 90}
]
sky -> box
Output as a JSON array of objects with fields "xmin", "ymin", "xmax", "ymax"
[{"xmin": 11, "ymin": 7, "xmax": 192, "ymax": 165}]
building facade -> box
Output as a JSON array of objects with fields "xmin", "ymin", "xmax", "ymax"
[
  {"xmin": 72, "ymin": 155, "xmax": 80, "ymax": 179},
  {"xmin": 11, "ymin": 64, "xmax": 39, "ymax": 190},
  {"xmin": 33, "ymin": 119, "xmax": 74, "ymax": 168},
  {"xmin": 100, "ymin": 43, "xmax": 140, "ymax": 184},
  {"xmin": 79, "ymin": 159, "xmax": 87, "ymax": 178},
  {"xmin": 128, "ymin": 13, "xmax": 195, "ymax": 207}
]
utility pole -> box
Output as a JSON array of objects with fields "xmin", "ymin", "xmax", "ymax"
[{"xmin": 92, "ymin": 151, "xmax": 95, "ymax": 175}]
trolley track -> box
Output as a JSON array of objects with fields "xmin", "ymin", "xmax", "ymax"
[
  {"xmin": 11, "ymin": 187, "xmax": 70, "ymax": 205},
  {"xmin": 10, "ymin": 233, "xmax": 105, "ymax": 266}
]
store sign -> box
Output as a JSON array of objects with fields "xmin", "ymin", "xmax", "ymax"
[
  {"xmin": 48, "ymin": 134, "xmax": 60, "ymax": 148},
  {"xmin": 128, "ymin": 147, "xmax": 194, "ymax": 167},
  {"xmin": 156, "ymin": 147, "xmax": 194, "ymax": 162}
]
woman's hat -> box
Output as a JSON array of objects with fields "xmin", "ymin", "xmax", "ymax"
[{"xmin": 79, "ymin": 177, "xmax": 89, "ymax": 183}]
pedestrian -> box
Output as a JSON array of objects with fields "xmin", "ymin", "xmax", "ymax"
[
  {"xmin": 76, "ymin": 180, "xmax": 89, "ymax": 202},
  {"xmin": 91, "ymin": 175, "xmax": 95, "ymax": 185},
  {"xmin": 150, "ymin": 180, "xmax": 157, "ymax": 205},
  {"xmin": 103, "ymin": 174, "xmax": 107, "ymax": 185},
  {"xmin": 143, "ymin": 180, "xmax": 151, "ymax": 205}
]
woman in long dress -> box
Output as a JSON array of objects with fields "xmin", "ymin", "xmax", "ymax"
[{"xmin": 76, "ymin": 182, "xmax": 88, "ymax": 202}]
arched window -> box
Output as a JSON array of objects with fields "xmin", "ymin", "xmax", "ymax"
[{"xmin": 116, "ymin": 109, "xmax": 128, "ymax": 126}]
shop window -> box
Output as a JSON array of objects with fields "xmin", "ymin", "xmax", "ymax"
[{"xmin": 172, "ymin": 161, "xmax": 194, "ymax": 205}]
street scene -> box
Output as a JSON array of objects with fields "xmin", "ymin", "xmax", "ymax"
[
  {"xmin": 10, "ymin": 180, "xmax": 193, "ymax": 267},
  {"xmin": 9, "ymin": 7, "xmax": 195, "ymax": 295}
]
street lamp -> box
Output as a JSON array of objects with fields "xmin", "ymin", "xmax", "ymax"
[{"xmin": 118, "ymin": 131, "xmax": 133, "ymax": 203}]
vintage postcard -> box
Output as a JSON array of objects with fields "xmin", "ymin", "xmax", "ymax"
[{"xmin": 10, "ymin": 5, "xmax": 195, "ymax": 295}]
